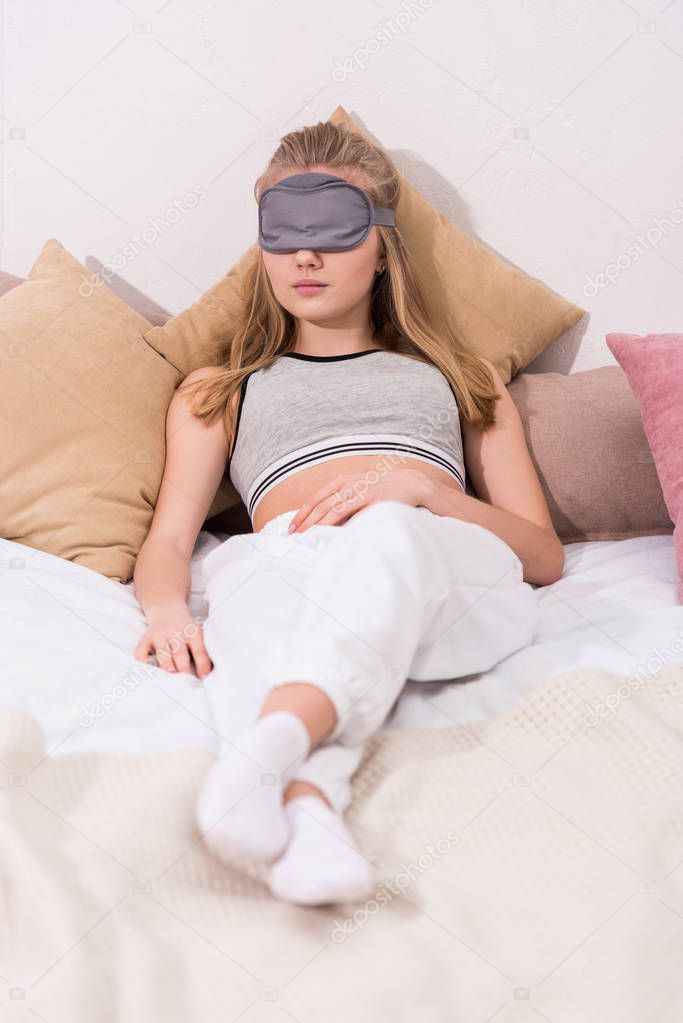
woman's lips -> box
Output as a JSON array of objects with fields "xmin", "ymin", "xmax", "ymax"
[{"xmin": 294, "ymin": 284, "xmax": 328, "ymax": 296}]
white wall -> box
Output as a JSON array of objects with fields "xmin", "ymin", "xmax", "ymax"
[{"xmin": 1, "ymin": 0, "xmax": 681, "ymax": 374}]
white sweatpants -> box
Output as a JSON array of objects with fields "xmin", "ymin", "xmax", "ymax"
[{"xmin": 201, "ymin": 500, "xmax": 539, "ymax": 814}]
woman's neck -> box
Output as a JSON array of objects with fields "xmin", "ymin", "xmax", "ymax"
[
  {"xmin": 291, "ymin": 342, "xmax": 382, "ymax": 357},
  {"xmin": 293, "ymin": 320, "xmax": 378, "ymax": 359}
]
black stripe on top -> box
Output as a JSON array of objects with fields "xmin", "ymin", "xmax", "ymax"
[
  {"xmin": 227, "ymin": 371, "xmax": 254, "ymax": 468},
  {"xmin": 249, "ymin": 441, "xmax": 466, "ymax": 516},
  {"xmin": 282, "ymin": 349, "xmax": 384, "ymax": 362}
]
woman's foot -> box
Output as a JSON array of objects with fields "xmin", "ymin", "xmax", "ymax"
[
  {"xmin": 196, "ymin": 711, "xmax": 310, "ymax": 864},
  {"xmin": 267, "ymin": 795, "xmax": 376, "ymax": 905}
]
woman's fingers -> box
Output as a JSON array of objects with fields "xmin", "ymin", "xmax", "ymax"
[
  {"xmin": 134, "ymin": 636, "xmax": 161, "ymax": 667},
  {"xmin": 170, "ymin": 623, "xmax": 209, "ymax": 678},
  {"xmin": 289, "ymin": 475, "xmax": 345, "ymax": 532},
  {"xmin": 134, "ymin": 636, "xmax": 151, "ymax": 662},
  {"xmin": 135, "ymin": 615, "xmax": 209, "ymax": 679},
  {"xmin": 188, "ymin": 633, "xmax": 213, "ymax": 679},
  {"xmin": 155, "ymin": 641, "xmax": 176, "ymax": 672},
  {"xmin": 171, "ymin": 641, "xmax": 193, "ymax": 676},
  {"xmin": 161, "ymin": 629, "xmax": 211, "ymax": 678}
]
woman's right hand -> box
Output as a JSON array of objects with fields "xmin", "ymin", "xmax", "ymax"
[{"xmin": 134, "ymin": 603, "xmax": 213, "ymax": 680}]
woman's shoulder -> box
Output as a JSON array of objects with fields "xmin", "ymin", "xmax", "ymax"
[
  {"xmin": 179, "ymin": 362, "xmax": 221, "ymax": 391},
  {"xmin": 176, "ymin": 365, "xmax": 242, "ymax": 417},
  {"xmin": 476, "ymin": 355, "xmax": 506, "ymax": 389},
  {"xmin": 177, "ymin": 364, "xmax": 224, "ymax": 391}
]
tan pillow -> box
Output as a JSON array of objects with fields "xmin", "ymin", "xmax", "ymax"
[
  {"xmin": 508, "ymin": 365, "xmax": 674, "ymax": 543},
  {"xmin": 142, "ymin": 105, "xmax": 585, "ymax": 385},
  {"xmin": 0, "ymin": 270, "xmax": 23, "ymax": 298},
  {"xmin": 328, "ymin": 107, "xmax": 585, "ymax": 384},
  {"xmin": 142, "ymin": 107, "xmax": 585, "ymax": 519},
  {"xmin": 0, "ymin": 240, "xmax": 182, "ymax": 582}
]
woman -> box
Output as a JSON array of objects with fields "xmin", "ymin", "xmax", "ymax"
[{"xmin": 133, "ymin": 121, "xmax": 563, "ymax": 906}]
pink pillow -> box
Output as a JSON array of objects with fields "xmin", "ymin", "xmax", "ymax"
[{"xmin": 606, "ymin": 333, "xmax": 683, "ymax": 603}]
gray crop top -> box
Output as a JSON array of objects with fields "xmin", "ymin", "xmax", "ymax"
[{"xmin": 228, "ymin": 348, "xmax": 467, "ymax": 521}]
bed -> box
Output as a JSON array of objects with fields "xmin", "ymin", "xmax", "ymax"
[
  {"xmin": 2, "ymin": 525, "xmax": 682, "ymax": 1021},
  {"xmin": 2, "ymin": 255, "xmax": 682, "ymax": 1019},
  {"xmin": 2, "ymin": 527, "xmax": 681, "ymax": 757}
]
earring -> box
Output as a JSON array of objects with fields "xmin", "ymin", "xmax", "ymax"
[{"xmin": 376, "ymin": 266, "xmax": 386, "ymax": 275}]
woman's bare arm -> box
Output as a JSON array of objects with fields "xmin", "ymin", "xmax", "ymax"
[
  {"xmin": 133, "ymin": 367, "xmax": 235, "ymax": 675},
  {"xmin": 424, "ymin": 358, "xmax": 564, "ymax": 586},
  {"xmin": 134, "ymin": 366, "xmax": 231, "ymax": 608}
]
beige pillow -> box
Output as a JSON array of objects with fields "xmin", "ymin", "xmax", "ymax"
[
  {"xmin": 142, "ymin": 107, "xmax": 585, "ymax": 519},
  {"xmin": 143, "ymin": 105, "xmax": 585, "ymax": 385},
  {"xmin": 0, "ymin": 270, "xmax": 23, "ymax": 298},
  {"xmin": 508, "ymin": 366, "xmax": 673, "ymax": 543},
  {"xmin": 0, "ymin": 240, "xmax": 181, "ymax": 582},
  {"xmin": 328, "ymin": 107, "xmax": 585, "ymax": 383}
]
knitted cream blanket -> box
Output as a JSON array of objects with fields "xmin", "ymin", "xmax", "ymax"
[{"xmin": 2, "ymin": 662, "xmax": 682, "ymax": 1022}]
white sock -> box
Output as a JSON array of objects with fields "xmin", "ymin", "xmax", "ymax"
[
  {"xmin": 196, "ymin": 711, "xmax": 310, "ymax": 865},
  {"xmin": 267, "ymin": 795, "xmax": 376, "ymax": 906}
]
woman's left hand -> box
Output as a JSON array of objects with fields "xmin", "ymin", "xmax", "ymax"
[{"xmin": 287, "ymin": 467, "xmax": 432, "ymax": 533}]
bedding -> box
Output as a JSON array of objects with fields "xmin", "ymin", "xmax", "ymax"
[
  {"xmin": 1, "ymin": 526, "xmax": 681, "ymax": 755},
  {"xmin": 2, "ymin": 526, "xmax": 682, "ymax": 1018},
  {"xmin": 2, "ymin": 565, "xmax": 682, "ymax": 1021}
]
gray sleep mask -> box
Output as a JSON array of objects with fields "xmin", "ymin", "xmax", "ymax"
[{"xmin": 257, "ymin": 171, "xmax": 396, "ymax": 253}]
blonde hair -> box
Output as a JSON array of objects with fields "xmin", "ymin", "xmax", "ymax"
[{"xmin": 180, "ymin": 119, "xmax": 500, "ymax": 460}]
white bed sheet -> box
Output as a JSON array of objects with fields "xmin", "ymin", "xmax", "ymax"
[{"xmin": 1, "ymin": 529, "xmax": 682, "ymax": 758}]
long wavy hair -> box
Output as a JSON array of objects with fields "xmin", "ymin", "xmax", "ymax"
[{"xmin": 180, "ymin": 120, "xmax": 500, "ymax": 460}]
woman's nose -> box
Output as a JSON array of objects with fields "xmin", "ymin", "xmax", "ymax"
[{"xmin": 295, "ymin": 249, "xmax": 323, "ymax": 264}]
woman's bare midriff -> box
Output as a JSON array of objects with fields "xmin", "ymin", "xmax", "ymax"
[{"xmin": 251, "ymin": 454, "xmax": 465, "ymax": 533}]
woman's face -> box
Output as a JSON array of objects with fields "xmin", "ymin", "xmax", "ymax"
[{"xmin": 259, "ymin": 165, "xmax": 386, "ymax": 324}]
